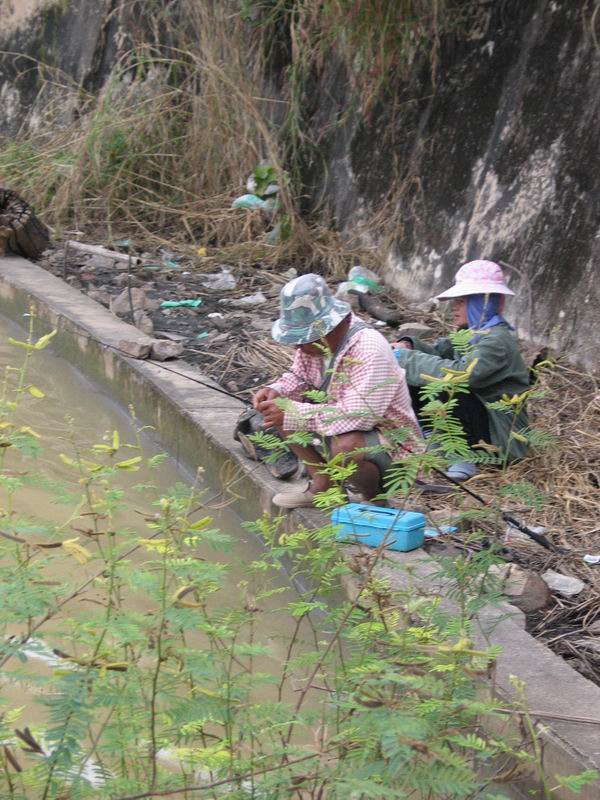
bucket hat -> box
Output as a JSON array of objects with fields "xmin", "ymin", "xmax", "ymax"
[
  {"xmin": 436, "ymin": 260, "xmax": 514, "ymax": 300},
  {"xmin": 272, "ymin": 273, "xmax": 351, "ymax": 345}
]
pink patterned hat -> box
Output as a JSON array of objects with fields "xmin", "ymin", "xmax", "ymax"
[{"xmin": 435, "ymin": 260, "xmax": 515, "ymax": 300}]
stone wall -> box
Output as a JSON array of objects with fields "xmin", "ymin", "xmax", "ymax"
[
  {"xmin": 309, "ymin": 1, "xmax": 600, "ymax": 368},
  {"xmin": 0, "ymin": 0, "xmax": 124, "ymax": 134},
  {"xmin": 1, "ymin": 0, "xmax": 599, "ymax": 367}
]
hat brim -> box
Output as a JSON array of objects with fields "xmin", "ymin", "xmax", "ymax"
[
  {"xmin": 436, "ymin": 281, "xmax": 515, "ymax": 301},
  {"xmin": 272, "ymin": 298, "xmax": 352, "ymax": 345}
]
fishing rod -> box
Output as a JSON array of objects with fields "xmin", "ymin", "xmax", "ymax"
[
  {"xmin": 67, "ymin": 326, "xmax": 556, "ymax": 549},
  {"xmin": 420, "ymin": 458, "xmax": 556, "ymax": 552}
]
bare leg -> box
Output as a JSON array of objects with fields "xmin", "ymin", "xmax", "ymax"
[
  {"xmin": 281, "ymin": 432, "xmax": 331, "ymax": 493},
  {"xmin": 330, "ymin": 433, "xmax": 381, "ymax": 501},
  {"xmin": 282, "ymin": 430, "xmax": 382, "ymax": 499}
]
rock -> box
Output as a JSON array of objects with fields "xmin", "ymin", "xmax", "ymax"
[
  {"xmin": 394, "ymin": 322, "xmax": 434, "ymax": 339},
  {"xmin": 113, "ymin": 272, "xmax": 143, "ymax": 288},
  {"xmin": 133, "ymin": 310, "xmax": 154, "ymax": 336},
  {"xmin": 118, "ymin": 339, "xmax": 152, "ymax": 359},
  {"xmin": 210, "ymin": 313, "xmax": 247, "ymax": 332},
  {"xmin": 110, "ymin": 287, "xmax": 161, "ymax": 315},
  {"xmin": 410, "ymin": 298, "xmax": 439, "ymax": 314},
  {"xmin": 87, "ymin": 289, "xmax": 112, "ymax": 307},
  {"xmin": 249, "ymin": 315, "xmax": 273, "ymax": 332},
  {"xmin": 198, "ymin": 268, "xmax": 237, "ymax": 291},
  {"xmin": 490, "ymin": 564, "xmax": 551, "ymax": 612},
  {"xmin": 150, "ymin": 340, "xmax": 184, "ymax": 361},
  {"xmin": 153, "ymin": 330, "xmax": 187, "ymax": 342},
  {"xmin": 542, "ymin": 570, "xmax": 586, "ymax": 597},
  {"xmin": 505, "ymin": 523, "xmax": 547, "ymax": 546}
]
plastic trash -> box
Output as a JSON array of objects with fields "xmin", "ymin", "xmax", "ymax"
[
  {"xmin": 221, "ymin": 291, "xmax": 267, "ymax": 307},
  {"xmin": 266, "ymin": 222, "xmax": 281, "ymax": 244},
  {"xmin": 196, "ymin": 331, "xmax": 209, "ymax": 340},
  {"xmin": 232, "ymin": 194, "xmax": 269, "ymax": 212},
  {"xmin": 207, "ymin": 312, "xmax": 224, "ymax": 319},
  {"xmin": 583, "ymin": 555, "xmax": 600, "ymax": 565},
  {"xmin": 336, "ymin": 265, "xmax": 381, "ymax": 297},
  {"xmin": 159, "ymin": 247, "xmax": 184, "ymax": 270},
  {"xmin": 159, "ymin": 298, "xmax": 203, "ymax": 309},
  {"xmin": 246, "ymin": 165, "xmax": 279, "ymax": 196},
  {"xmin": 199, "ymin": 268, "xmax": 236, "ymax": 292},
  {"xmin": 247, "ymin": 176, "xmax": 279, "ymax": 196},
  {"xmin": 424, "ymin": 525, "xmax": 459, "ymax": 539}
]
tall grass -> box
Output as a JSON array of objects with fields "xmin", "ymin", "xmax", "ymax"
[{"xmin": 0, "ymin": 0, "xmax": 481, "ymax": 271}]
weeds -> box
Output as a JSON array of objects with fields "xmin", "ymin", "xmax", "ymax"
[
  {"xmin": 0, "ymin": 1, "xmax": 488, "ymax": 275},
  {"xmin": 0, "ymin": 319, "xmax": 595, "ymax": 796}
]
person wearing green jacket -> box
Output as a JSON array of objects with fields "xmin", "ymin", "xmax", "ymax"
[{"xmin": 394, "ymin": 260, "xmax": 530, "ymax": 480}]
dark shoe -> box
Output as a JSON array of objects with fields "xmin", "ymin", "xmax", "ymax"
[{"xmin": 234, "ymin": 407, "xmax": 298, "ymax": 480}]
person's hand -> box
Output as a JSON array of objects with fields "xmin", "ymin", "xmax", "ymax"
[
  {"xmin": 261, "ymin": 400, "xmax": 284, "ymax": 429},
  {"xmin": 252, "ymin": 387, "xmax": 279, "ymax": 410},
  {"xmin": 392, "ymin": 339, "xmax": 413, "ymax": 350}
]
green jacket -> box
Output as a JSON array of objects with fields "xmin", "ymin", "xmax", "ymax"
[{"xmin": 396, "ymin": 324, "xmax": 530, "ymax": 462}]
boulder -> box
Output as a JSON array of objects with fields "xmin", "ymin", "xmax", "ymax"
[
  {"xmin": 150, "ymin": 340, "xmax": 184, "ymax": 361},
  {"xmin": 113, "ymin": 272, "xmax": 144, "ymax": 288},
  {"xmin": 542, "ymin": 570, "xmax": 586, "ymax": 597},
  {"xmin": 505, "ymin": 523, "xmax": 547, "ymax": 545},
  {"xmin": 491, "ymin": 563, "xmax": 551, "ymax": 613},
  {"xmin": 118, "ymin": 339, "xmax": 152, "ymax": 359},
  {"xmin": 249, "ymin": 315, "xmax": 273, "ymax": 332},
  {"xmin": 110, "ymin": 287, "xmax": 161, "ymax": 315},
  {"xmin": 87, "ymin": 289, "xmax": 112, "ymax": 308},
  {"xmin": 395, "ymin": 323, "xmax": 434, "ymax": 339},
  {"xmin": 133, "ymin": 310, "xmax": 154, "ymax": 336}
]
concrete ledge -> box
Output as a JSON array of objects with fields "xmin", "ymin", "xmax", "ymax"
[{"xmin": 0, "ymin": 256, "xmax": 598, "ymax": 798}]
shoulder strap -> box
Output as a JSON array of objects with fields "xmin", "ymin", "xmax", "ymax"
[{"xmin": 319, "ymin": 321, "xmax": 370, "ymax": 393}]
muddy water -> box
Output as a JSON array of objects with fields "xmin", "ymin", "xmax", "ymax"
[{"xmin": 0, "ymin": 315, "xmax": 314, "ymax": 762}]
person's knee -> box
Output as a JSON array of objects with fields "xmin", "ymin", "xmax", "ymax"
[{"xmin": 330, "ymin": 432, "xmax": 365, "ymax": 458}]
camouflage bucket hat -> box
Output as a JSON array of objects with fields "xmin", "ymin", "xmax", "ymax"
[{"xmin": 272, "ymin": 273, "xmax": 352, "ymax": 345}]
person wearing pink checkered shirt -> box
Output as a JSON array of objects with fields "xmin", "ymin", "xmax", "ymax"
[{"xmin": 253, "ymin": 273, "xmax": 421, "ymax": 509}]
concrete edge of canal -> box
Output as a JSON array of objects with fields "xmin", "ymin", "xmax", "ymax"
[{"xmin": 0, "ymin": 255, "xmax": 598, "ymax": 798}]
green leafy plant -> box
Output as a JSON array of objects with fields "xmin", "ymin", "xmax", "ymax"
[{"xmin": 0, "ymin": 317, "xmax": 589, "ymax": 799}]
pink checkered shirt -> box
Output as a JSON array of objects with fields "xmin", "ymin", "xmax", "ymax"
[{"xmin": 268, "ymin": 315, "xmax": 422, "ymax": 456}]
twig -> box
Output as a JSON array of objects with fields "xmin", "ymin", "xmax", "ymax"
[{"xmin": 114, "ymin": 752, "xmax": 321, "ymax": 799}]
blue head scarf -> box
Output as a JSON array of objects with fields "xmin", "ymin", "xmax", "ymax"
[{"xmin": 466, "ymin": 294, "xmax": 512, "ymax": 342}]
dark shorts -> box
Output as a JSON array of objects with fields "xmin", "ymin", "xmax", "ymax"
[{"xmin": 313, "ymin": 430, "xmax": 393, "ymax": 484}]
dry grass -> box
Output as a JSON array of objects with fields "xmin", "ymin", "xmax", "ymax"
[
  {"xmin": 0, "ymin": 0, "xmax": 485, "ymax": 276},
  {"xmin": 418, "ymin": 357, "xmax": 600, "ymax": 682}
]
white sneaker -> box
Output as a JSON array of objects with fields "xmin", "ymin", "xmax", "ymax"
[{"xmin": 272, "ymin": 481, "xmax": 316, "ymax": 509}]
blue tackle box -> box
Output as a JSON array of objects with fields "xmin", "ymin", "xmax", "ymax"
[{"xmin": 331, "ymin": 503, "xmax": 426, "ymax": 552}]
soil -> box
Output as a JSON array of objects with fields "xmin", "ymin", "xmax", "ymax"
[{"xmin": 38, "ymin": 241, "xmax": 447, "ymax": 396}]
